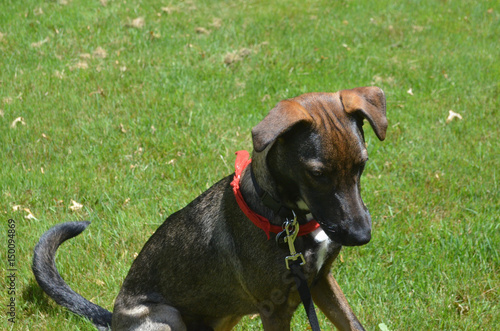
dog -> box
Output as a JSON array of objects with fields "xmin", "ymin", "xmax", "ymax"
[{"xmin": 32, "ymin": 86, "xmax": 387, "ymax": 331}]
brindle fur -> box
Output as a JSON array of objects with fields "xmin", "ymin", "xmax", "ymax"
[{"xmin": 32, "ymin": 86, "xmax": 387, "ymax": 331}]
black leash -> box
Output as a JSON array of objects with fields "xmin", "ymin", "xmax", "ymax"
[
  {"xmin": 250, "ymin": 164, "xmax": 321, "ymax": 330},
  {"xmin": 277, "ymin": 215, "xmax": 321, "ymax": 331},
  {"xmin": 289, "ymin": 261, "xmax": 322, "ymax": 331}
]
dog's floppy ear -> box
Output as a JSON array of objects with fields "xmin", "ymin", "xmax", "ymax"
[
  {"xmin": 340, "ymin": 86, "xmax": 388, "ymax": 141},
  {"xmin": 252, "ymin": 100, "xmax": 312, "ymax": 152}
]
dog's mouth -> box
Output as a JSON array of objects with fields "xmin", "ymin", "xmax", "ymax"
[
  {"xmin": 314, "ymin": 219, "xmax": 340, "ymax": 241},
  {"xmin": 314, "ymin": 217, "xmax": 371, "ymax": 247},
  {"xmin": 294, "ymin": 197, "xmax": 372, "ymax": 246}
]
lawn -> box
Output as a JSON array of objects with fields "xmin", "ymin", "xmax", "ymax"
[{"xmin": 0, "ymin": 0, "xmax": 498, "ymax": 330}]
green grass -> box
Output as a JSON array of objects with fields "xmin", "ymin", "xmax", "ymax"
[{"xmin": 1, "ymin": 0, "xmax": 498, "ymax": 330}]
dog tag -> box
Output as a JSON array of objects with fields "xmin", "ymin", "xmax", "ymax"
[{"xmin": 275, "ymin": 230, "xmax": 288, "ymax": 248}]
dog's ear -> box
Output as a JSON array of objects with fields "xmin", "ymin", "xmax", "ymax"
[
  {"xmin": 252, "ymin": 100, "xmax": 312, "ymax": 152},
  {"xmin": 340, "ymin": 86, "xmax": 388, "ymax": 141}
]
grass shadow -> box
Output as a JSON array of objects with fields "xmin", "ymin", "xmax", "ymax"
[{"xmin": 22, "ymin": 280, "xmax": 59, "ymax": 316}]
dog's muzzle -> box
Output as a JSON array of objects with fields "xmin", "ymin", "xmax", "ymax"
[{"xmin": 316, "ymin": 214, "xmax": 372, "ymax": 246}]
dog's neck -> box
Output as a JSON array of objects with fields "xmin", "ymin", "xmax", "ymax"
[
  {"xmin": 248, "ymin": 148, "xmax": 279, "ymax": 201},
  {"xmin": 239, "ymin": 165, "xmax": 281, "ymax": 225},
  {"xmin": 239, "ymin": 150, "xmax": 305, "ymax": 226}
]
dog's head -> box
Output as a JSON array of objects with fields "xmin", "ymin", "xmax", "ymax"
[{"xmin": 251, "ymin": 87, "xmax": 387, "ymax": 246}]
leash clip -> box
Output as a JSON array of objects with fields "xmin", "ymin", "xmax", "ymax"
[{"xmin": 284, "ymin": 211, "xmax": 306, "ymax": 269}]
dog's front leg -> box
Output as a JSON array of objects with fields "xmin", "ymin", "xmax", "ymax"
[
  {"xmin": 259, "ymin": 306, "xmax": 294, "ymax": 331},
  {"xmin": 311, "ymin": 273, "xmax": 365, "ymax": 331}
]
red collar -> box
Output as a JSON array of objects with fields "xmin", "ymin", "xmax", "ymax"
[{"xmin": 230, "ymin": 150, "xmax": 320, "ymax": 239}]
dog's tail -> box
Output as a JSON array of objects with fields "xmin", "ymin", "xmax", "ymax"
[{"xmin": 32, "ymin": 221, "xmax": 112, "ymax": 331}]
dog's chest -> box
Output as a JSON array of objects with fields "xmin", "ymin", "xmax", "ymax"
[{"xmin": 305, "ymin": 228, "xmax": 340, "ymax": 272}]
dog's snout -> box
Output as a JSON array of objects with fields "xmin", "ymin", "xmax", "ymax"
[
  {"xmin": 342, "ymin": 210, "xmax": 372, "ymax": 246},
  {"xmin": 336, "ymin": 189, "xmax": 372, "ymax": 246},
  {"xmin": 342, "ymin": 226, "xmax": 371, "ymax": 246},
  {"xmin": 318, "ymin": 213, "xmax": 372, "ymax": 246}
]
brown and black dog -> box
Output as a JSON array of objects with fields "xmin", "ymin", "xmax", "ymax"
[{"xmin": 32, "ymin": 86, "xmax": 387, "ymax": 330}]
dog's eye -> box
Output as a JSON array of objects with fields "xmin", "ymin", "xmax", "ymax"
[
  {"xmin": 304, "ymin": 161, "xmax": 327, "ymax": 179},
  {"xmin": 307, "ymin": 167, "xmax": 326, "ymax": 178},
  {"xmin": 310, "ymin": 169, "xmax": 324, "ymax": 177}
]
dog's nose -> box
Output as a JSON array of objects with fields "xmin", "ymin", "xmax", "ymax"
[
  {"xmin": 343, "ymin": 228, "xmax": 371, "ymax": 246},
  {"xmin": 337, "ymin": 213, "xmax": 372, "ymax": 246},
  {"xmin": 322, "ymin": 221, "xmax": 372, "ymax": 246}
]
